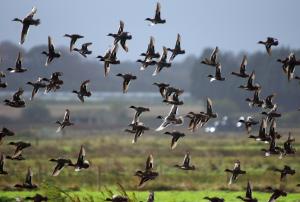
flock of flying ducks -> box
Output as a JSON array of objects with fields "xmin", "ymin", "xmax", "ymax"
[{"xmin": 0, "ymin": 3, "xmax": 299, "ymax": 202}]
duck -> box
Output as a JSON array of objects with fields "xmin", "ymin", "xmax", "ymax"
[
  {"xmin": 6, "ymin": 141, "xmax": 31, "ymax": 160},
  {"xmin": 277, "ymin": 53, "xmax": 300, "ymax": 81},
  {"xmin": 225, "ymin": 160, "xmax": 246, "ymax": 185},
  {"xmin": 0, "ymin": 71, "xmax": 7, "ymax": 88},
  {"xmin": 136, "ymin": 59, "xmax": 156, "ymax": 71},
  {"xmin": 7, "ymin": 52, "xmax": 27, "ymax": 73},
  {"xmin": 49, "ymin": 158, "xmax": 74, "ymax": 176},
  {"xmin": 245, "ymin": 90, "xmax": 264, "ymax": 107},
  {"xmin": 129, "ymin": 106, "xmax": 150, "ymax": 124},
  {"xmin": 174, "ymin": 152, "xmax": 195, "ymax": 170},
  {"xmin": 261, "ymin": 104, "xmax": 281, "ymax": 122},
  {"xmin": 263, "ymin": 93, "xmax": 276, "ymax": 109},
  {"xmin": 4, "ymin": 88, "xmax": 25, "ymax": 108},
  {"xmin": 108, "ymin": 20, "xmax": 132, "ymax": 52},
  {"xmin": 232, "ymin": 55, "xmax": 249, "ymax": 78},
  {"xmin": 74, "ymin": 145, "xmax": 90, "ymax": 171},
  {"xmin": 268, "ymin": 119, "xmax": 281, "ymax": 140},
  {"xmin": 0, "ymin": 153, "xmax": 8, "ymax": 175},
  {"xmin": 140, "ymin": 36, "xmax": 160, "ymax": 61},
  {"xmin": 72, "ymin": 80, "xmax": 92, "ymax": 102},
  {"xmin": 155, "ymin": 105, "xmax": 183, "ymax": 131},
  {"xmin": 237, "ymin": 181, "xmax": 257, "ymax": 202},
  {"xmin": 261, "ymin": 136, "xmax": 284, "ymax": 158},
  {"xmin": 13, "ymin": 7, "xmax": 40, "ymax": 45},
  {"xmin": 145, "ymin": 2, "xmax": 166, "ymax": 25},
  {"xmin": 116, "ymin": 73, "xmax": 137, "ymax": 93},
  {"xmin": 42, "ymin": 72, "xmax": 64, "ymax": 93},
  {"xmin": 273, "ymin": 165, "xmax": 295, "ymax": 181},
  {"xmin": 198, "ymin": 97, "xmax": 218, "ymax": 126},
  {"xmin": 73, "ymin": 42, "xmax": 92, "ymax": 58},
  {"xmin": 152, "ymin": 47, "xmax": 171, "ymax": 76},
  {"xmin": 164, "ymin": 131, "xmax": 185, "ymax": 150},
  {"xmin": 105, "ymin": 195, "xmax": 128, "ymax": 202},
  {"xmin": 0, "ymin": 127, "xmax": 15, "ymax": 143},
  {"xmin": 125, "ymin": 122, "xmax": 149, "ymax": 143},
  {"xmin": 152, "ymin": 82, "xmax": 169, "ymax": 98},
  {"xmin": 164, "ymin": 86, "xmax": 184, "ymax": 100},
  {"xmin": 265, "ymin": 187, "xmax": 287, "ymax": 202},
  {"xmin": 15, "ymin": 167, "xmax": 38, "ymax": 189},
  {"xmin": 42, "ymin": 36, "xmax": 61, "ymax": 66},
  {"xmin": 56, "ymin": 109, "xmax": 74, "ymax": 133},
  {"xmin": 248, "ymin": 118, "xmax": 270, "ymax": 143},
  {"xmin": 25, "ymin": 194, "xmax": 48, "ymax": 202},
  {"xmin": 134, "ymin": 154, "xmax": 159, "ymax": 188},
  {"xmin": 283, "ymin": 132, "xmax": 296, "ymax": 155},
  {"xmin": 258, "ymin": 37, "xmax": 279, "ymax": 55},
  {"xmin": 167, "ymin": 34, "xmax": 185, "ymax": 62},
  {"xmin": 238, "ymin": 117, "xmax": 259, "ymax": 134},
  {"xmin": 27, "ymin": 77, "xmax": 47, "ymax": 100},
  {"xmin": 208, "ymin": 63, "xmax": 225, "ymax": 82},
  {"xmin": 201, "ymin": 46, "xmax": 219, "ymax": 66},
  {"xmin": 185, "ymin": 112, "xmax": 209, "ymax": 132},
  {"xmin": 203, "ymin": 197, "xmax": 224, "ymax": 202},
  {"xmin": 147, "ymin": 191, "xmax": 154, "ymax": 202},
  {"xmin": 97, "ymin": 45, "xmax": 120, "ymax": 77},
  {"xmin": 239, "ymin": 71, "xmax": 261, "ymax": 91},
  {"xmin": 163, "ymin": 92, "xmax": 184, "ymax": 105},
  {"xmin": 64, "ymin": 34, "xmax": 84, "ymax": 52}
]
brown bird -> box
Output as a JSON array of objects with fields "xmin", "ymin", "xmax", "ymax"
[
  {"xmin": 116, "ymin": 73, "xmax": 137, "ymax": 93},
  {"xmin": 49, "ymin": 158, "xmax": 74, "ymax": 176},
  {"xmin": 236, "ymin": 181, "xmax": 257, "ymax": 202},
  {"xmin": 145, "ymin": 2, "xmax": 166, "ymax": 25},
  {"xmin": 263, "ymin": 93, "xmax": 276, "ymax": 110},
  {"xmin": 239, "ymin": 71, "xmax": 261, "ymax": 91},
  {"xmin": 266, "ymin": 187, "xmax": 287, "ymax": 202},
  {"xmin": 277, "ymin": 53, "xmax": 300, "ymax": 81},
  {"xmin": 129, "ymin": 106, "xmax": 150, "ymax": 124},
  {"xmin": 248, "ymin": 118, "xmax": 270, "ymax": 143},
  {"xmin": 140, "ymin": 36, "xmax": 160, "ymax": 61},
  {"xmin": 164, "ymin": 131, "xmax": 185, "ymax": 150},
  {"xmin": 201, "ymin": 46, "xmax": 219, "ymax": 66},
  {"xmin": 155, "ymin": 105, "xmax": 184, "ymax": 131},
  {"xmin": 13, "ymin": 7, "xmax": 40, "ymax": 45},
  {"xmin": 152, "ymin": 82, "xmax": 169, "ymax": 98},
  {"xmin": 27, "ymin": 77, "xmax": 47, "ymax": 100},
  {"xmin": 208, "ymin": 63, "xmax": 225, "ymax": 82},
  {"xmin": 108, "ymin": 20, "xmax": 132, "ymax": 52},
  {"xmin": 273, "ymin": 165, "xmax": 296, "ymax": 181},
  {"xmin": 134, "ymin": 154, "xmax": 159, "ymax": 188},
  {"xmin": 73, "ymin": 42, "xmax": 92, "ymax": 58},
  {"xmin": 43, "ymin": 72, "xmax": 64, "ymax": 93},
  {"xmin": 283, "ymin": 132, "xmax": 296, "ymax": 155},
  {"xmin": 56, "ymin": 109, "xmax": 74, "ymax": 133},
  {"xmin": 64, "ymin": 34, "xmax": 84, "ymax": 52},
  {"xmin": 72, "ymin": 80, "xmax": 92, "ymax": 102},
  {"xmin": 261, "ymin": 104, "xmax": 281, "ymax": 122},
  {"xmin": 224, "ymin": 160, "xmax": 246, "ymax": 185},
  {"xmin": 97, "ymin": 44, "xmax": 120, "ymax": 77},
  {"xmin": 74, "ymin": 145, "xmax": 90, "ymax": 172},
  {"xmin": 174, "ymin": 151, "xmax": 195, "ymax": 170},
  {"xmin": 15, "ymin": 167, "xmax": 38, "ymax": 189},
  {"xmin": 238, "ymin": 116, "xmax": 259, "ymax": 134},
  {"xmin": 232, "ymin": 55, "xmax": 249, "ymax": 78},
  {"xmin": 245, "ymin": 90, "xmax": 264, "ymax": 108},
  {"xmin": 258, "ymin": 37, "xmax": 279, "ymax": 55},
  {"xmin": 125, "ymin": 122, "xmax": 149, "ymax": 144},
  {"xmin": 7, "ymin": 52, "xmax": 27, "ymax": 73},
  {"xmin": 6, "ymin": 141, "xmax": 31, "ymax": 160},
  {"xmin": 152, "ymin": 47, "xmax": 171, "ymax": 76},
  {"xmin": 167, "ymin": 34, "xmax": 185, "ymax": 61},
  {"xmin": 42, "ymin": 36, "xmax": 61, "ymax": 66},
  {"xmin": 4, "ymin": 88, "xmax": 25, "ymax": 108}
]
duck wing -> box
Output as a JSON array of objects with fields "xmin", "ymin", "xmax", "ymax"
[
  {"xmin": 246, "ymin": 181, "xmax": 253, "ymax": 199},
  {"xmin": 154, "ymin": 2, "xmax": 161, "ymax": 20},
  {"xmin": 20, "ymin": 24, "xmax": 30, "ymax": 45},
  {"xmin": 63, "ymin": 109, "xmax": 70, "ymax": 122},
  {"xmin": 240, "ymin": 55, "xmax": 247, "ymax": 74},
  {"xmin": 80, "ymin": 80, "xmax": 90, "ymax": 93},
  {"xmin": 182, "ymin": 152, "xmax": 190, "ymax": 167},
  {"xmin": 117, "ymin": 20, "xmax": 124, "ymax": 35},
  {"xmin": 25, "ymin": 167, "xmax": 33, "ymax": 186}
]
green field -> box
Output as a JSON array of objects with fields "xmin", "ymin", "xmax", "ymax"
[{"xmin": 0, "ymin": 133, "xmax": 299, "ymax": 201}]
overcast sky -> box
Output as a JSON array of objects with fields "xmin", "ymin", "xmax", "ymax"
[{"xmin": 0, "ymin": 0, "xmax": 299, "ymax": 61}]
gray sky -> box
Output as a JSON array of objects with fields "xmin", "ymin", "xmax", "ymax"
[{"xmin": 0, "ymin": 0, "xmax": 299, "ymax": 61}]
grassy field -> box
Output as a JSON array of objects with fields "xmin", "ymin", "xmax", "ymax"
[{"xmin": 0, "ymin": 132, "xmax": 299, "ymax": 201}]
